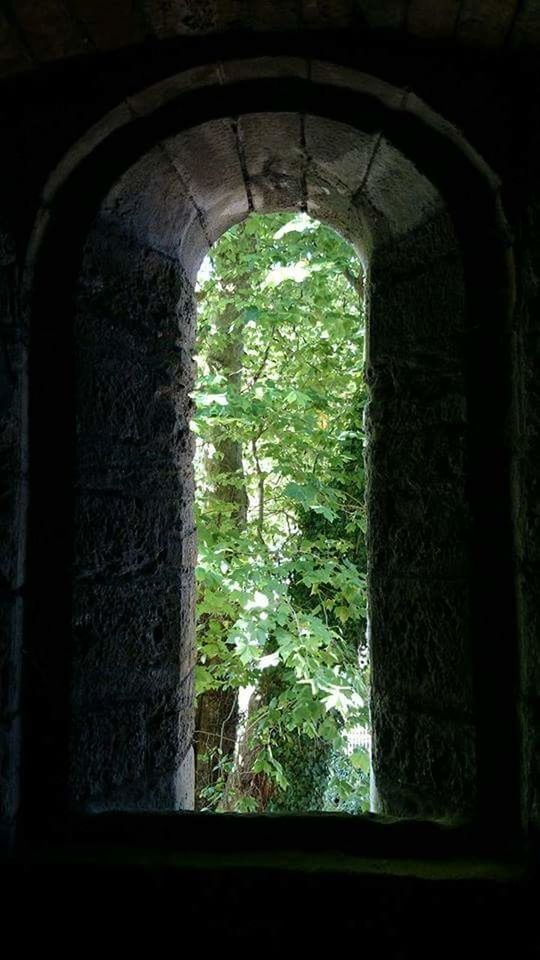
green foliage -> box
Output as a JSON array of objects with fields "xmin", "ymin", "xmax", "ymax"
[{"xmin": 193, "ymin": 212, "xmax": 370, "ymax": 812}]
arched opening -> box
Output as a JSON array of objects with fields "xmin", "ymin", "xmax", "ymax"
[
  {"xmin": 193, "ymin": 212, "xmax": 369, "ymax": 813},
  {"xmin": 20, "ymin": 59, "xmax": 517, "ymax": 835}
]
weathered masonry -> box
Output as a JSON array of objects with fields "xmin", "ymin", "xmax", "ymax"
[
  {"xmin": 0, "ymin": 3, "xmax": 539, "ymax": 952},
  {"xmin": 19, "ymin": 61, "xmax": 512, "ymax": 822}
]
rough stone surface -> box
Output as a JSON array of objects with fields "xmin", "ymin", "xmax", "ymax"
[
  {"xmin": 305, "ymin": 114, "xmax": 378, "ymax": 243},
  {"xmin": 70, "ymin": 225, "xmax": 196, "ymax": 811},
  {"xmin": 0, "ymin": 253, "xmax": 25, "ymax": 844},
  {"xmin": 370, "ymin": 579, "xmax": 473, "ymax": 711},
  {"xmin": 71, "ymin": 670, "xmax": 195, "ymax": 811},
  {"xmin": 361, "ymin": 137, "xmax": 442, "ymax": 241},
  {"xmin": 0, "ymin": 8, "xmax": 538, "ymax": 954},
  {"xmin": 513, "ymin": 173, "xmax": 540, "ymax": 830},
  {"xmin": 365, "ymin": 218, "xmax": 474, "ymax": 817},
  {"xmin": 82, "ymin": 100, "xmax": 484, "ymax": 819},
  {"xmin": 5, "ymin": 834, "xmax": 532, "ymax": 954},
  {"xmin": 91, "ymin": 107, "xmax": 448, "ymax": 281},
  {"xmin": 0, "ymin": 44, "xmax": 530, "ymax": 843},
  {"xmin": 238, "ymin": 112, "xmax": 304, "ymax": 214},
  {"xmin": 1, "ymin": 1, "xmax": 539, "ymax": 85},
  {"xmin": 163, "ymin": 119, "xmax": 249, "ymax": 244},
  {"xmin": 372, "ymin": 693, "xmax": 477, "ymax": 818},
  {"xmin": 99, "ymin": 148, "xmax": 199, "ymax": 259},
  {"xmin": 61, "ymin": 105, "xmax": 468, "ymax": 820}
]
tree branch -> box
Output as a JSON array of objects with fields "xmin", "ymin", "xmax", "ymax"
[
  {"xmin": 343, "ymin": 268, "xmax": 365, "ymax": 299},
  {"xmin": 252, "ymin": 436, "xmax": 266, "ymax": 544}
]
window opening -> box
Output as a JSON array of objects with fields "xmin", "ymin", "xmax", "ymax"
[{"xmin": 192, "ymin": 213, "xmax": 369, "ymax": 813}]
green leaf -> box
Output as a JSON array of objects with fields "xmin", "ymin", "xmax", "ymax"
[
  {"xmin": 310, "ymin": 504, "xmax": 336, "ymax": 522},
  {"xmin": 243, "ymin": 306, "xmax": 260, "ymax": 323},
  {"xmin": 350, "ymin": 749, "xmax": 370, "ymax": 773},
  {"xmin": 194, "ymin": 665, "xmax": 216, "ymax": 695}
]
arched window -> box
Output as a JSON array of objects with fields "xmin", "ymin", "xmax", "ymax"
[{"xmin": 21, "ymin": 60, "xmax": 517, "ymax": 836}]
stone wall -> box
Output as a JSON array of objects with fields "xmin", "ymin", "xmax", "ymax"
[
  {"xmin": 70, "ymin": 223, "xmax": 196, "ymax": 810},
  {"xmin": 512, "ymin": 115, "xmax": 540, "ymax": 834},
  {"xmin": 366, "ymin": 211, "xmax": 474, "ymax": 817},
  {"xmin": 6, "ymin": 56, "xmax": 525, "ymax": 835},
  {"xmin": 0, "ymin": 228, "xmax": 25, "ymax": 845},
  {"xmin": 0, "ymin": 0, "xmax": 534, "ymax": 83}
]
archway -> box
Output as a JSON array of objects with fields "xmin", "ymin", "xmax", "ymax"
[{"xmin": 21, "ymin": 58, "xmax": 517, "ymax": 833}]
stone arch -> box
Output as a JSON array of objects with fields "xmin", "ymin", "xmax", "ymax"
[{"xmin": 20, "ymin": 59, "xmax": 517, "ymax": 834}]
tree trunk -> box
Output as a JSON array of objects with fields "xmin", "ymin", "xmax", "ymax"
[{"xmin": 195, "ymin": 298, "xmax": 247, "ymax": 808}]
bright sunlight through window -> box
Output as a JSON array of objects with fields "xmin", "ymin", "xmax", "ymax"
[{"xmin": 192, "ymin": 213, "xmax": 370, "ymax": 813}]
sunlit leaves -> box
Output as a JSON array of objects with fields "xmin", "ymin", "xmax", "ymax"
[
  {"xmin": 194, "ymin": 212, "xmax": 370, "ymax": 812},
  {"xmin": 350, "ymin": 749, "xmax": 370, "ymax": 773}
]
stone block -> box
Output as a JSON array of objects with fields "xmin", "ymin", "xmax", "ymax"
[
  {"xmin": 238, "ymin": 113, "xmax": 304, "ymax": 213},
  {"xmin": 455, "ymin": 1, "xmax": 516, "ymax": 48},
  {"xmin": 76, "ymin": 439, "xmax": 189, "ymax": 500},
  {"xmin": 235, "ymin": 0, "xmax": 300, "ymax": 31},
  {"xmin": 141, "ymin": 0, "xmax": 221, "ymax": 38},
  {"xmin": 72, "ymin": 572, "xmax": 194, "ymax": 705},
  {"xmin": 358, "ymin": 0, "xmax": 407, "ymax": 30},
  {"xmin": 0, "ymin": 597, "xmax": 22, "ymax": 718},
  {"xmin": 306, "ymin": 114, "xmax": 377, "ymax": 196},
  {"xmin": 407, "ymin": 0, "xmax": 462, "ymax": 40},
  {"xmin": 99, "ymin": 147, "xmax": 199, "ymax": 257},
  {"xmin": 369, "ymin": 576, "xmax": 473, "ymax": 712},
  {"xmin": 75, "ymin": 352, "xmax": 183, "ymax": 446},
  {"xmin": 71, "ymin": 701, "xmax": 147, "ymax": 809},
  {"xmin": 0, "ymin": 474, "xmax": 17, "ymax": 588},
  {"xmin": 175, "ymin": 745, "xmax": 195, "ymax": 809},
  {"xmin": 303, "ymin": 0, "xmax": 361, "ymax": 28},
  {"xmin": 178, "ymin": 216, "xmax": 210, "ymax": 283},
  {"xmin": 369, "ymin": 258, "xmax": 467, "ymax": 357},
  {"xmin": 220, "ymin": 57, "xmax": 308, "ymax": 85},
  {"xmin": 127, "ymin": 63, "xmax": 222, "ymax": 118},
  {"xmin": 306, "ymin": 180, "xmax": 358, "ymax": 248},
  {"xmin": 164, "ymin": 119, "xmax": 249, "ymax": 245},
  {"xmin": 503, "ymin": 1, "xmax": 540, "ymax": 49},
  {"xmin": 67, "ymin": 0, "xmax": 147, "ymax": 51},
  {"xmin": 0, "ymin": 719, "xmax": 20, "ymax": 821},
  {"xmin": 0, "ymin": 13, "xmax": 32, "ymax": 79},
  {"xmin": 310, "ymin": 60, "xmax": 405, "ymax": 111},
  {"xmin": 12, "ymin": 0, "xmax": 88, "ymax": 62},
  {"xmin": 78, "ymin": 228, "xmax": 190, "ymax": 342},
  {"xmin": 368, "ymin": 423, "xmax": 467, "ymax": 483},
  {"xmin": 372, "ymin": 694, "xmax": 477, "ymax": 817},
  {"xmin": 305, "ymin": 115, "xmax": 379, "ymax": 247},
  {"xmin": 145, "ymin": 670, "xmax": 195, "ymax": 785},
  {"xmin": 370, "ymin": 209, "xmax": 459, "ymax": 280},
  {"xmin": 519, "ymin": 692, "xmax": 540, "ymax": 827},
  {"xmin": 73, "ymin": 490, "xmax": 184, "ymax": 579},
  {"xmin": 517, "ymin": 571, "xmax": 540, "ymax": 698},
  {"xmin": 71, "ymin": 675, "xmax": 195, "ymax": 811},
  {"xmin": 360, "ymin": 136, "xmax": 442, "ymax": 240},
  {"xmin": 365, "ymin": 363, "xmax": 467, "ymax": 432},
  {"xmin": 42, "ymin": 103, "xmax": 134, "ymax": 207},
  {"xmin": 368, "ymin": 480, "xmax": 470, "ymax": 578}
]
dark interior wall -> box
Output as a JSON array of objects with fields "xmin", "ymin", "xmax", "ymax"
[
  {"xmin": 0, "ymin": 37, "xmax": 535, "ymax": 846},
  {"xmin": 366, "ymin": 211, "xmax": 475, "ymax": 818},
  {"xmin": 55, "ymin": 75, "xmax": 483, "ymax": 820},
  {"xmin": 511, "ymin": 99, "xmax": 540, "ymax": 835},
  {"xmin": 16, "ymin": 66, "xmax": 515, "ymax": 828},
  {"xmin": 0, "ymin": 225, "xmax": 25, "ymax": 846},
  {"xmin": 71, "ymin": 224, "xmax": 196, "ymax": 811}
]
